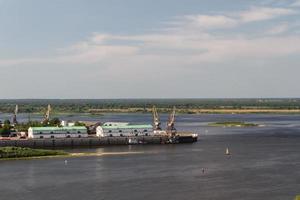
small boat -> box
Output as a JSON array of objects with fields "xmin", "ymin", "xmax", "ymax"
[
  {"xmin": 225, "ymin": 148, "xmax": 230, "ymax": 155},
  {"xmin": 128, "ymin": 138, "xmax": 139, "ymax": 145}
]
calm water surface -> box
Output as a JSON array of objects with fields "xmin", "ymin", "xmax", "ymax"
[{"xmin": 0, "ymin": 113, "xmax": 300, "ymax": 200}]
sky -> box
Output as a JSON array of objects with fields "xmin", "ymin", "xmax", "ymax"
[{"xmin": 0, "ymin": 0, "xmax": 300, "ymax": 99}]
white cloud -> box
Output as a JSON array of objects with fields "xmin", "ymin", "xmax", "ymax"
[
  {"xmin": 181, "ymin": 15, "xmax": 238, "ymax": 30},
  {"xmin": 239, "ymin": 7, "xmax": 296, "ymax": 22},
  {"xmin": 14, "ymin": 32, "xmax": 300, "ymax": 66},
  {"xmin": 167, "ymin": 6, "xmax": 297, "ymax": 33},
  {"xmin": 290, "ymin": 0, "xmax": 300, "ymax": 7},
  {"xmin": 0, "ymin": 5, "xmax": 299, "ymax": 68},
  {"xmin": 265, "ymin": 23, "xmax": 289, "ymax": 35}
]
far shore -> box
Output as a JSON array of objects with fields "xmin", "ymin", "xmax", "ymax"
[
  {"xmin": 2, "ymin": 108, "xmax": 300, "ymax": 115},
  {"xmin": 88, "ymin": 108, "xmax": 300, "ymax": 114}
]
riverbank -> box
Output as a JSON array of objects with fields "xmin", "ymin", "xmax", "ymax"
[
  {"xmin": 0, "ymin": 146, "xmax": 145, "ymax": 161},
  {"xmin": 0, "ymin": 147, "xmax": 67, "ymax": 160}
]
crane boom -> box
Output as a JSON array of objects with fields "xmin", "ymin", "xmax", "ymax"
[
  {"xmin": 152, "ymin": 106, "xmax": 161, "ymax": 130},
  {"xmin": 166, "ymin": 106, "xmax": 177, "ymax": 136},
  {"xmin": 42, "ymin": 104, "xmax": 51, "ymax": 124},
  {"xmin": 12, "ymin": 105, "xmax": 18, "ymax": 125}
]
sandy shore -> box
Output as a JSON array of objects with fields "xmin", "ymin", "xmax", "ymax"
[{"xmin": 0, "ymin": 151, "xmax": 144, "ymax": 161}]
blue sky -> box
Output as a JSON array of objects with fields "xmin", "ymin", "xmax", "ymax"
[{"xmin": 1, "ymin": 0, "xmax": 300, "ymax": 98}]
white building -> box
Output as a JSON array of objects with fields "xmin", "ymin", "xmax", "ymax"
[
  {"xmin": 96, "ymin": 122, "xmax": 153, "ymax": 137},
  {"xmin": 28, "ymin": 126, "xmax": 88, "ymax": 139},
  {"xmin": 60, "ymin": 120, "xmax": 75, "ymax": 127}
]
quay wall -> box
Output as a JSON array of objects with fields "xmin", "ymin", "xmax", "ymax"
[{"xmin": 0, "ymin": 136, "xmax": 169, "ymax": 148}]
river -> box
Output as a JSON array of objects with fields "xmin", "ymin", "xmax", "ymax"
[{"xmin": 0, "ymin": 113, "xmax": 300, "ymax": 200}]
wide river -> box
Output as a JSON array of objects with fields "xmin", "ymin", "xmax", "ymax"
[{"xmin": 0, "ymin": 113, "xmax": 300, "ymax": 200}]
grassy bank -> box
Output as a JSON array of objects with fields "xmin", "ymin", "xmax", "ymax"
[
  {"xmin": 0, "ymin": 147, "xmax": 68, "ymax": 159},
  {"xmin": 0, "ymin": 147, "xmax": 143, "ymax": 161},
  {"xmin": 209, "ymin": 121, "xmax": 259, "ymax": 127}
]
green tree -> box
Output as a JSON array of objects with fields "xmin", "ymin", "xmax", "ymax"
[
  {"xmin": 4, "ymin": 119, "xmax": 10, "ymax": 125},
  {"xmin": 74, "ymin": 121, "xmax": 86, "ymax": 126},
  {"xmin": 49, "ymin": 118, "xmax": 61, "ymax": 126},
  {"xmin": 0, "ymin": 121, "xmax": 11, "ymax": 136}
]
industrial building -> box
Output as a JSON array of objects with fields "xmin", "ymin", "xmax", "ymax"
[
  {"xmin": 28, "ymin": 126, "xmax": 88, "ymax": 139},
  {"xmin": 96, "ymin": 122, "xmax": 153, "ymax": 137}
]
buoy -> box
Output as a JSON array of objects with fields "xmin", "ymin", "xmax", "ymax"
[
  {"xmin": 225, "ymin": 148, "xmax": 230, "ymax": 155},
  {"xmin": 64, "ymin": 160, "xmax": 68, "ymax": 165}
]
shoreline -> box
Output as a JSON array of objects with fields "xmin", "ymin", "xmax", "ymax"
[
  {"xmin": 3, "ymin": 108, "xmax": 300, "ymax": 115},
  {"xmin": 0, "ymin": 151, "xmax": 144, "ymax": 161},
  {"xmin": 89, "ymin": 108, "xmax": 300, "ymax": 114}
]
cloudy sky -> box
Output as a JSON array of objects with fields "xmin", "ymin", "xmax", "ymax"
[{"xmin": 1, "ymin": 0, "xmax": 300, "ymax": 98}]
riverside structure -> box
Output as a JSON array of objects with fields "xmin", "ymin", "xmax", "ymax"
[
  {"xmin": 96, "ymin": 122, "xmax": 154, "ymax": 137},
  {"xmin": 28, "ymin": 126, "xmax": 88, "ymax": 139}
]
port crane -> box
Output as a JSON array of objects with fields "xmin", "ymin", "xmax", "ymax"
[
  {"xmin": 166, "ymin": 106, "xmax": 177, "ymax": 137},
  {"xmin": 42, "ymin": 104, "xmax": 51, "ymax": 124},
  {"xmin": 152, "ymin": 106, "xmax": 161, "ymax": 130},
  {"xmin": 12, "ymin": 105, "xmax": 18, "ymax": 125}
]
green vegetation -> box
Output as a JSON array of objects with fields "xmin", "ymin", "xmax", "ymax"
[
  {"xmin": 295, "ymin": 195, "xmax": 300, "ymax": 200},
  {"xmin": 0, "ymin": 117, "xmax": 88, "ymax": 136},
  {"xmin": 0, "ymin": 147, "xmax": 68, "ymax": 159},
  {"xmin": 209, "ymin": 121, "xmax": 259, "ymax": 127},
  {"xmin": 0, "ymin": 120, "xmax": 12, "ymax": 136},
  {"xmin": 0, "ymin": 99, "xmax": 300, "ymax": 114},
  {"xmin": 74, "ymin": 121, "xmax": 86, "ymax": 126},
  {"xmin": 13, "ymin": 117, "xmax": 62, "ymax": 132}
]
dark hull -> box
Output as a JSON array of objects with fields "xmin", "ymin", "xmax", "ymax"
[{"xmin": 177, "ymin": 136, "xmax": 198, "ymax": 143}]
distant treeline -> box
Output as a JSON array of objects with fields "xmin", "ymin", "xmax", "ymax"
[{"xmin": 0, "ymin": 99, "xmax": 300, "ymax": 113}]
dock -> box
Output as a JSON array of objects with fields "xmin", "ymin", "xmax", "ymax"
[{"xmin": 0, "ymin": 134, "xmax": 197, "ymax": 148}]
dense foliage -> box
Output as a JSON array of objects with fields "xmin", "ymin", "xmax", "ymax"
[
  {"xmin": 14, "ymin": 117, "xmax": 62, "ymax": 132},
  {"xmin": 209, "ymin": 121, "xmax": 258, "ymax": 127},
  {"xmin": 0, "ymin": 119, "xmax": 12, "ymax": 136},
  {"xmin": 0, "ymin": 99, "xmax": 300, "ymax": 114}
]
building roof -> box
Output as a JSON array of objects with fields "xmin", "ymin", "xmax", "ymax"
[
  {"xmin": 29, "ymin": 126, "xmax": 87, "ymax": 131},
  {"xmin": 103, "ymin": 122, "xmax": 129, "ymax": 126},
  {"xmin": 102, "ymin": 124, "xmax": 152, "ymax": 129}
]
